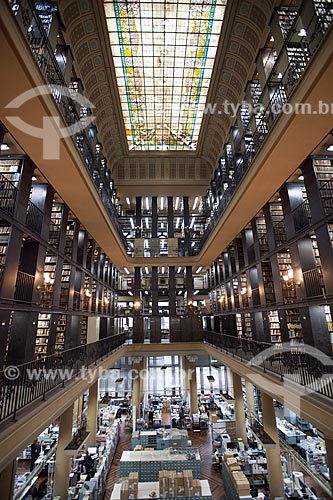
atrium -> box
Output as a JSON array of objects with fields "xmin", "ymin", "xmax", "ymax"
[{"xmin": 0, "ymin": 1, "xmax": 333, "ymax": 499}]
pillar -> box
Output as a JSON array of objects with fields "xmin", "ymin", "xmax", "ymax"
[
  {"xmin": 140, "ymin": 357, "xmax": 148, "ymax": 406},
  {"xmin": 245, "ymin": 380, "xmax": 256, "ymax": 417},
  {"xmin": 86, "ymin": 381, "xmax": 98, "ymax": 446},
  {"xmin": 0, "ymin": 460, "xmax": 16, "ymax": 499},
  {"xmin": 232, "ymin": 372, "xmax": 248, "ymax": 445},
  {"xmin": 261, "ymin": 392, "xmax": 284, "ymax": 499},
  {"xmin": 53, "ymin": 403, "xmax": 74, "ymax": 498},
  {"xmin": 182, "ymin": 356, "xmax": 190, "ymax": 404},
  {"xmin": 324, "ymin": 436, "xmax": 333, "ymax": 493},
  {"xmin": 132, "ymin": 356, "xmax": 142, "ymax": 419},
  {"xmin": 187, "ymin": 355, "xmax": 198, "ymax": 415}
]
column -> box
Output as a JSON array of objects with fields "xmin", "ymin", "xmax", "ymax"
[
  {"xmin": 245, "ymin": 380, "xmax": 256, "ymax": 417},
  {"xmin": 86, "ymin": 381, "xmax": 98, "ymax": 446},
  {"xmin": 261, "ymin": 392, "xmax": 284, "ymax": 499},
  {"xmin": 132, "ymin": 356, "xmax": 143, "ymax": 420},
  {"xmin": 232, "ymin": 372, "xmax": 248, "ymax": 445},
  {"xmin": 187, "ymin": 355, "xmax": 198, "ymax": 415},
  {"xmin": 0, "ymin": 460, "xmax": 16, "ymax": 499},
  {"xmin": 182, "ymin": 356, "xmax": 189, "ymax": 404},
  {"xmin": 53, "ymin": 403, "xmax": 74, "ymax": 498},
  {"xmin": 140, "ymin": 357, "xmax": 148, "ymax": 407},
  {"xmin": 325, "ymin": 436, "xmax": 333, "ymax": 493}
]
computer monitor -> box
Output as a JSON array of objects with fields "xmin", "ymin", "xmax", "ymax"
[{"xmin": 87, "ymin": 447, "xmax": 97, "ymax": 455}]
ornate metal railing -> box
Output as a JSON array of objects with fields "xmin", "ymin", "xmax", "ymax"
[
  {"xmin": 0, "ymin": 332, "xmax": 129, "ymax": 423},
  {"xmin": 204, "ymin": 330, "xmax": 333, "ymax": 399},
  {"xmin": 14, "ymin": 270, "xmax": 35, "ymax": 302},
  {"xmin": 8, "ymin": 0, "xmax": 128, "ymax": 252}
]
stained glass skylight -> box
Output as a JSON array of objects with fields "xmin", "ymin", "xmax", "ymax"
[{"xmin": 104, "ymin": 1, "xmax": 227, "ymax": 151}]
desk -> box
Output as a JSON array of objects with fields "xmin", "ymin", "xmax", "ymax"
[{"xmin": 276, "ymin": 419, "xmax": 306, "ymax": 445}]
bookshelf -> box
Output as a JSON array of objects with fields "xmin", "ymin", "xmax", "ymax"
[
  {"xmin": 277, "ymin": 251, "xmax": 296, "ymax": 302},
  {"xmin": 324, "ymin": 305, "xmax": 333, "ymax": 351},
  {"xmin": 313, "ymin": 158, "xmax": 333, "ymax": 184},
  {"xmin": 285, "ymin": 308, "xmax": 303, "ymax": 346},
  {"xmin": 80, "ymin": 316, "xmax": 88, "ymax": 345},
  {"xmin": 267, "ymin": 310, "xmax": 282, "ymax": 345},
  {"xmin": 244, "ymin": 313, "xmax": 252, "ymax": 339},
  {"xmin": 256, "ymin": 216, "xmax": 268, "ymax": 255},
  {"xmin": 60, "ymin": 262, "xmax": 71, "ymax": 309},
  {"xmin": 261, "ymin": 261, "xmax": 275, "ymax": 304},
  {"xmin": 236, "ymin": 314, "xmax": 243, "ymax": 338},
  {"xmin": 232, "ymin": 278, "xmax": 239, "ymax": 308},
  {"xmin": 0, "ymin": 159, "xmax": 21, "ymax": 185},
  {"xmin": 49, "ymin": 203, "xmax": 63, "ymax": 247},
  {"xmin": 240, "ymin": 274, "xmax": 249, "ymax": 307},
  {"xmin": 0, "ymin": 222, "xmax": 11, "ymax": 279},
  {"xmin": 35, "ymin": 313, "xmax": 51, "ymax": 357},
  {"xmin": 270, "ymin": 203, "xmax": 287, "ymax": 246},
  {"xmin": 55, "ymin": 314, "xmax": 67, "ymax": 353},
  {"xmin": 65, "ymin": 221, "xmax": 75, "ymax": 258},
  {"xmin": 236, "ymin": 238, "xmax": 245, "ymax": 270}
]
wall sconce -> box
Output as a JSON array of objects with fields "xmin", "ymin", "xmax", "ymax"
[
  {"xmin": 37, "ymin": 272, "xmax": 54, "ymax": 303},
  {"xmin": 219, "ymin": 295, "xmax": 225, "ymax": 303},
  {"xmin": 104, "ymin": 296, "xmax": 110, "ymax": 305},
  {"xmin": 134, "ymin": 300, "xmax": 141, "ymax": 311},
  {"xmin": 240, "ymin": 287, "xmax": 247, "ymax": 295},
  {"xmin": 84, "ymin": 288, "xmax": 92, "ymax": 298},
  {"xmin": 283, "ymin": 268, "xmax": 301, "ymax": 288}
]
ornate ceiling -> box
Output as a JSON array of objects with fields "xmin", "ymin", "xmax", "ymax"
[{"xmin": 59, "ymin": 0, "xmax": 273, "ymax": 185}]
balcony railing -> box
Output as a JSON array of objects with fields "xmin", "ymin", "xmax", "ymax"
[
  {"xmin": 8, "ymin": 0, "xmax": 128, "ymax": 253},
  {"xmin": 0, "ymin": 332, "xmax": 129, "ymax": 423},
  {"xmin": 25, "ymin": 199, "xmax": 44, "ymax": 234},
  {"xmin": 14, "ymin": 271, "xmax": 35, "ymax": 302},
  {"xmin": 204, "ymin": 330, "xmax": 333, "ymax": 400}
]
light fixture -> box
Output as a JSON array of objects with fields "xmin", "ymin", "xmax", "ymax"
[
  {"xmin": 145, "ymin": 217, "xmax": 149, "ymax": 229},
  {"xmin": 177, "ymin": 266, "xmax": 182, "ymax": 273},
  {"xmin": 193, "ymin": 290, "xmax": 199, "ymax": 295},
  {"xmin": 124, "ymin": 267, "xmax": 130, "ymax": 275},
  {"xmin": 240, "ymin": 287, "xmax": 247, "ymax": 295},
  {"xmin": 126, "ymin": 197, "xmax": 131, "ymax": 206},
  {"xmin": 145, "ymin": 267, "xmax": 149, "ymax": 274},
  {"xmin": 161, "ymin": 266, "xmax": 165, "ymax": 274},
  {"xmin": 298, "ymin": 175, "xmax": 304, "ymax": 181},
  {"xmin": 196, "ymin": 266, "xmax": 203, "ymax": 273},
  {"xmin": 104, "ymin": 297, "xmax": 110, "ymax": 304},
  {"xmin": 192, "ymin": 196, "xmax": 199, "ymax": 210},
  {"xmin": 130, "ymin": 217, "xmax": 135, "ymax": 229},
  {"xmin": 85, "ymin": 288, "xmax": 92, "ymax": 298},
  {"xmin": 32, "ymin": 176, "xmax": 37, "ymax": 181},
  {"xmin": 282, "ymin": 268, "xmax": 301, "ymax": 288},
  {"xmin": 175, "ymin": 197, "xmax": 180, "ymax": 210},
  {"xmin": 128, "ymin": 291, "xmax": 134, "ymax": 296},
  {"xmin": 145, "ymin": 196, "xmax": 149, "ymax": 210},
  {"xmin": 327, "ymin": 144, "xmax": 333, "ymax": 152},
  {"xmin": 277, "ymin": 72, "xmax": 283, "ymax": 79},
  {"xmin": 37, "ymin": 273, "xmax": 55, "ymax": 303},
  {"xmin": 134, "ymin": 300, "xmax": 141, "ymax": 310},
  {"xmin": 0, "ymin": 143, "xmax": 10, "ymax": 151},
  {"xmin": 161, "ymin": 196, "xmax": 164, "ymax": 210},
  {"xmin": 190, "ymin": 217, "xmax": 195, "ymax": 229},
  {"xmin": 219, "ymin": 296, "xmax": 225, "ymax": 303},
  {"xmin": 176, "ymin": 217, "xmax": 180, "ymax": 229},
  {"xmin": 298, "ymin": 28, "xmax": 307, "ymax": 37}
]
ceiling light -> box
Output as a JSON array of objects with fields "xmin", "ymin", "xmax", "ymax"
[
  {"xmin": 161, "ymin": 266, "xmax": 165, "ymax": 274},
  {"xmin": 190, "ymin": 217, "xmax": 195, "ymax": 228},
  {"xmin": 124, "ymin": 267, "xmax": 130, "ymax": 275},
  {"xmin": 192, "ymin": 196, "xmax": 199, "ymax": 210},
  {"xmin": 126, "ymin": 197, "xmax": 131, "ymax": 205},
  {"xmin": 175, "ymin": 197, "xmax": 179, "ymax": 210},
  {"xmin": 0, "ymin": 143, "xmax": 10, "ymax": 151},
  {"xmin": 161, "ymin": 197, "xmax": 164, "ymax": 210},
  {"xmin": 145, "ymin": 217, "xmax": 149, "ymax": 229},
  {"xmin": 298, "ymin": 28, "xmax": 307, "ymax": 37},
  {"xmin": 177, "ymin": 267, "xmax": 182, "ymax": 273},
  {"xmin": 196, "ymin": 266, "xmax": 203, "ymax": 273},
  {"xmin": 176, "ymin": 217, "xmax": 180, "ymax": 229},
  {"xmin": 130, "ymin": 217, "xmax": 135, "ymax": 229},
  {"xmin": 178, "ymin": 291, "xmax": 182, "ymax": 295},
  {"xmin": 298, "ymin": 175, "xmax": 304, "ymax": 181},
  {"xmin": 128, "ymin": 291, "xmax": 133, "ymax": 296},
  {"xmin": 145, "ymin": 267, "xmax": 149, "ymax": 274},
  {"xmin": 32, "ymin": 176, "xmax": 37, "ymax": 181},
  {"xmin": 145, "ymin": 196, "xmax": 149, "ymax": 209},
  {"xmin": 193, "ymin": 290, "xmax": 199, "ymax": 295},
  {"xmin": 327, "ymin": 144, "xmax": 333, "ymax": 152}
]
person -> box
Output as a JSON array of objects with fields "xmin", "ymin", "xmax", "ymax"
[
  {"xmin": 179, "ymin": 406, "xmax": 185, "ymax": 428},
  {"xmin": 31, "ymin": 471, "xmax": 48, "ymax": 499},
  {"xmin": 148, "ymin": 407, "xmax": 154, "ymax": 427},
  {"xmin": 30, "ymin": 439, "xmax": 41, "ymax": 472},
  {"xmin": 199, "ymin": 403, "xmax": 205, "ymax": 414},
  {"xmin": 209, "ymin": 390, "xmax": 215, "ymax": 410}
]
